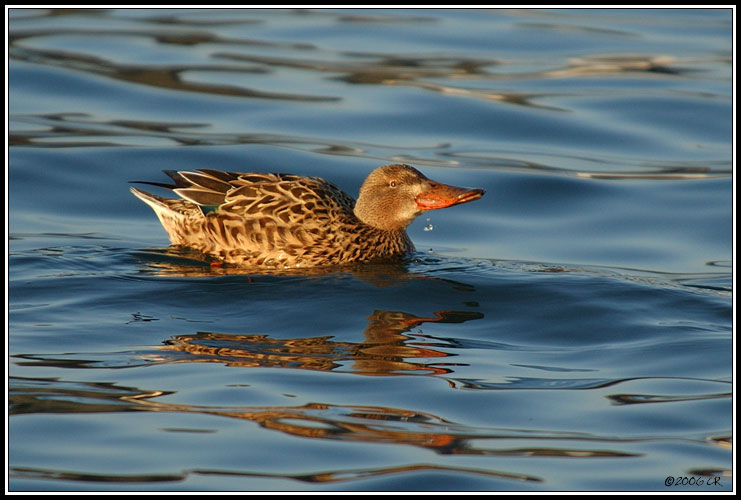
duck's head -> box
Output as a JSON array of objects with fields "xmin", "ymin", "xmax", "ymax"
[{"xmin": 353, "ymin": 164, "xmax": 485, "ymax": 231}]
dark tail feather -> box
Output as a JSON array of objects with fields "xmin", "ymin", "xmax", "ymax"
[
  {"xmin": 129, "ymin": 179, "xmax": 177, "ymax": 190},
  {"xmin": 129, "ymin": 170, "xmax": 191, "ymax": 190}
]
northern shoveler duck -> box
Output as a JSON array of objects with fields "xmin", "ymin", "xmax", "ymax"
[{"xmin": 131, "ymin": 164, "xmax": 484, "ymax": 268}]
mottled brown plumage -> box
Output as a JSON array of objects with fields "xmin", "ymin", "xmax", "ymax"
[{"xmin": 131, "ymin": 164, "xmax": 484, "ymax": 268}]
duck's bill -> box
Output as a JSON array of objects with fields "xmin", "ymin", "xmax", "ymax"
[{"xmin": 415, "ymin": 182, "xmax": 485, "ymax": 210}]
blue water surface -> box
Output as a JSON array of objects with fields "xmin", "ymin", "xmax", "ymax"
[{"xmin": 7, "ymin": 8, "xmax": 734, "ymax": 492}]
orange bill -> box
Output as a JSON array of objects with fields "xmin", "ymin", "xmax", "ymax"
[{"xmin": 415, "ymin": 181, "xmax": 485, "ymax": 210}]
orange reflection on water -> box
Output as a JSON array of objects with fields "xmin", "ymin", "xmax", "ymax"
[{"xmin": 157, "ymin": 308, "xmax": 483, "ymax": 377}]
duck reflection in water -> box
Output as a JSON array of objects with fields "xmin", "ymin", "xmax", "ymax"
[{"xmin": 156, "ymin": 309, "xmax": 483, "ymax": 376}]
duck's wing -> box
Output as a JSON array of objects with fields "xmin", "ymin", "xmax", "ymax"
[
  {"xmin": 221, "ymin": 173, "xmax": 356, "ymax": 221},
  {"xmin": 164, "ymin": 169, "xmax": 357, "ymax": 222}
]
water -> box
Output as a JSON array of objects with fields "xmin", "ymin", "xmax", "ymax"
[{"xmin": 7, "ymin": 8, "xmax": 733, "ymax": 492}]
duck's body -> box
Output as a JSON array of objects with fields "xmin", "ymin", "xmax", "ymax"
[{"xmin": 131, "ymin": 164, "xmax": 484, "ymax": 268}]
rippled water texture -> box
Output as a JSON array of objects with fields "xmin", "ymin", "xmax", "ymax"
[{"xmin": 7, "ymin": 8, "xmax": 734, "ymax": 492}]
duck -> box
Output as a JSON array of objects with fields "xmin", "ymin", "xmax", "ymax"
[{"xmin": 130, "ymin": 163, "xmax": 484, "ymax": 268}]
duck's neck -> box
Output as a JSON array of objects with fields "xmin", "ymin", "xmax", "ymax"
[{"xmin": 353, "ymin": 203, "xmax": 415, "ymax": 232}]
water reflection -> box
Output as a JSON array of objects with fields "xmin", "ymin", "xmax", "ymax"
[
  {"xmin": 11, "ymin": 375, "xmax": 731, "ymax": 453},
  {"xmin": 156, "ymin": 309, "xmax": 482, "ymax": 376},
  {"xmin": 9, "ymin": 42, "xmax": 336, "ymax": 102},
  {"xmin": 437, "ymin": 150, "xmax": 731, "ymax": 179},
  {"xmin": 10, "ymin": 373, "xmax": 730, "ymax": 476},
  {"xmin": 129, "ymin": 248, "xmax": 482, "ymax": 295},
  {"xmin": 9, "ymin": 112, "xmax": 370, "ymax": 149},
  {"xmin": 15, "ymin": 307, "xmax": 482, "ymax": 376},
  {"xmin": 10, "ymin": 463, "xmax": 539, "ymax": 486},
  {"xmin": 10, "ymin": 9, "xmax": 721, "ymax": 141},
  {"xmin": 12, "ymin": 375, "xmax": 656, "ymax": 486},
  {"xmin": 9, "ymin": 11, "xmax": 705, "ymax": 107},
  {"xmin": 9, "ymin": 7, "xmax": 732, "ymax": 191},
  {"xmin": 10, "ymin": 110, "xmax": 729, "ymax": 179}
]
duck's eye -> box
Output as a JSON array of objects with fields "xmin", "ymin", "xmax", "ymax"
[{"xmin": 388, "ymin": 181, "xmax": 397, "ymax": 188}]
